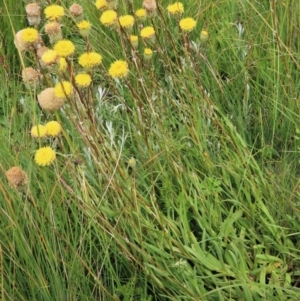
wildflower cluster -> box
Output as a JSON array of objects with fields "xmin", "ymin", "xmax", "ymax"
[
  {"xmin": 13, "ymin": 0, "xmax": 202, "ymax": 176},
  {"xmin": 30, "ymin": 121, "xmax": 61, "ymax": 166}
]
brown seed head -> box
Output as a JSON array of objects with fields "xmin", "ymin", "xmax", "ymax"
[
  {"xmin": 6, "ymin": 166, "xmax": 28, "ymax": 188},
  {"xmin": 22, "ymin": 67, "xmax": 40, "ymax": 84},
  {"xmin": 143, "ymin": 0, "xmax": 157, "ymax": 13},
  {"xmin": 45, "ymin": 22, "xmax": 61, "ymax": 35},
  {"xmin": 69, "ymin": 4, "xmax": 83, "ymax": 17},
  {"xmin": 25, "ymin": 3, "xmax": 41, "ymax": 16},
  {"xmin": 38, "ymin": 87, "xmax": 64, "ymax": 111}
]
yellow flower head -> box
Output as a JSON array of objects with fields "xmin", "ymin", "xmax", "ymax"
[
  {"xmin": 179, "ymin": 17, "xmax": 196, "ymax": 32},
  {"xmin": 140, "ymin": 26, "xmax": 155, "ymax": 40},
  {"xmin": 58, "ymin": 57, "xmax": 67, "ymax": 72},
  {"xmin": 108, "ymin": 60, "xmax": 129, "ymax": 79},
  {"xmin": 78, "ymin": 52, "xmax": 102, "ymax": 69},
  {"xmin": 100, "ymin": 10, "xmax": 117, "ymax": 26},
  {"xmin": 77, "ymin": 20, "xmax": 92, "ymax": 37},
  {"xmin": 54, "ymin": 81, "xmax": 73, "ymax": 98},
  {"xmin": 200, "ymin": 30, "xmax": 209, "ymax": 42},
  {"xmin": 45, "ymin": 121, "xmax": 62, "ymax": 137},
  {"xmin": 95, "ymin": 0, "xmax": 108, "ymax": 10},
  {"xmin": 143, "ymin": 48, "xmax": 153, "ymax": 60},
  {"xmin": 130, "ymin": 35, "xmax": 138, "ymax": 48},
  {"xmin": 135, "ymin": 8, "xmax": 147, "ymax": 19},
  {"xmin": 54, "ymin": 40, "xmax": 75, "ymax": 58},
  {"xmin": 75, "ymin": 73, "xmax": 92, "ymax": 88},
  {"xmin": 128, "ymin": 157, "xmax": 136, "ymax": 168},
  {"xmin": 77, "ymin": 20, "xmax": 91, "ymax": 30},
  {"xmin": 44, "ymin": 5, "xmax": 64, "ymax": 21},
  {"xmin": 41, "ymin": 49, "xmax": 59, "ymax": 66},
  {"xmin": 119, "ymin": 15, "xmax": 134, "ymax": 29},
  {"xmin": 35, "ymin": 147, "xmax": 56, "ymax": 166},
  {"xmin": 167, "ymin": 2, "xmax": 184, "ymax": 15},
  {"xmin": 31, "ymin": 124, "xmax": 48, "ymax": 138},
  {"xmin": 21, "ymin": 28, "xmax": 39, "ymax": 43}
]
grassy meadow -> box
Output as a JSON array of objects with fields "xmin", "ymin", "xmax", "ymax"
[{"xmin": 0, "ymin": 0, "xmax": 300, "ymax": 300}]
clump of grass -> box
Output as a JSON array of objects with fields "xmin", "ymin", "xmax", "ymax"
[{"xmin": 0, "ymin": 0, "xmax": 300, "ymax": 300}]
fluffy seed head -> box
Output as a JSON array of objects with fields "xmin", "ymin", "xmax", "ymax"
[
  {"xmin": 143, "ymin": 0, "xmax": 157, "ymax": 13},
  {"xmin": 22, "ymin": 67, "xmax": 40, "ymax": 85},
  {"xmin": 5, "ymin": 167, "xmax": 28, "ymax": 188},
  {"xmin": 69, "ymin": 4, "xmax": 83, "ymax": 17},
  {"xmin": 38, "ymin": 88, "xmax": 64, "ymax": 111},
  {"xmin": 25, "ymin": 3, "xmax": 41, "ymax": 26}
]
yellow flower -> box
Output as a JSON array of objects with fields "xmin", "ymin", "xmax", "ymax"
[
  {"xmin": 140, "ymin": 26, "xmax": 155, "ymax": 40},
  {"xmin": 119, "ymin": 15, "xmax": 134, "ymax": 29},
  {"xmin": 108, "ymin": 60, "xmax": 129, "ymax": 79},
  {"xmin": 77, "ymin": 20, "xmax": 92, "ymax": 37},
  {"xmin": 44, "ymin": 5, "xmax": 64, "ymax": 21},
  {"xmin": 45, "ymin": 121, "xmax": 62, "ymax": 137},
  {"xmin": 54, "ymin": 40, "xmax": 75, "ymax": 58},
  {"xmin": 135, "ymin": 8, "xmax": 147, "ymax": 20},
  {"xmin": 41, "ymin": 49, "xmax": 59, "ymax": 66},
  {"xmin": 167, "ymin": 2, "xmax": 184, "ymax": 15},
  {"xmin": 58, "ymin": 57, "xmax": 67, "ymax": 72},
  {"xmin": 21, "ymin": 28, "xmax": 39, "ymax": 43},
  {"xmin": 78, "ymin": 52, "xmax": 102, "ymax": 69},
  {"xmin": 54, "ymin": 81, "xmax": 73, "ymax": 98},
  {"xmin": 128, "ymin": 157, "xmax": 136, "ymax": 168},
  {"xmin": 143, "ymin": 48, "xmax": 153, "ymax": 60},
  {"xmin": 35, "ymin": 147, "xmax": 56, "ymax": 166},
  {"xmin": 179, "ymin": 17, "xmax": 196, "ymax": 32},
  {"xmin": 75, "ymin": 73, "xmax": 92, "ymax": 88},
  {"xmin": 100, "ymin": 10, "xmax": 117, "ymax": 26},
  {"xmin": 130, "ymin": 35, "xmax": 138, "ymax": 48},
  {"xmin": 31, "ymin": 124, "xmax": 48, "ymax": 138},
  {"xmin": 5, "ymin": 167, "xmax": 28, "ymax": 188},
  {"xmin": 200, "ymin": 30, "xmax": 209, "ymax": 42},
  {"xmin": 77, "ymin": 20, "xmax": 91, "ymax": 30},
  {"xmin": 95, "ymin": 0, "xmax": 107, "ymax": 10}
]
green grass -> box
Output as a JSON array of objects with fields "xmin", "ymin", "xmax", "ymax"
[{"xmin": 0, "ymin": 0, "xmax": 300, "ymax": 300}]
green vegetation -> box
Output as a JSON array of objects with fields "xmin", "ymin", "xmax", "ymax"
[{"xmin": 0, "ymin": 0, "xmax": 299, "ymax": 300}]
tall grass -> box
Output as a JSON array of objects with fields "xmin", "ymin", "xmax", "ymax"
[{"xmin": 0, "ymin": 0, "xmax": 299, "ymax": 300}]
